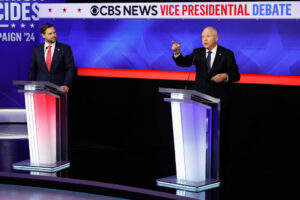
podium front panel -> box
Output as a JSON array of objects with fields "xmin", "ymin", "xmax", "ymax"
[
  {"xmin": 171, "ymin": 93, "xmax": 211, "ymax": 182},
  {"xmin": 157, "ymin": 88, "xmax": 220, "ymax": 192},
  {"xmin": 25, "ymin": 92, "xmax": 59, "ymax": 165},
  {"xmin": 13, "ymin": 81, "xmax": 69, "ymax": 172}
]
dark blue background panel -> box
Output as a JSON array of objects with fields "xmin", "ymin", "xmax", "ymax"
[
  {"xmin": 0, "ymin": 0, "xmax": 65, "ymax": 107},
  {"xmin": 40, "ymin": 18, "xmax": 300, "ymax": 76}
]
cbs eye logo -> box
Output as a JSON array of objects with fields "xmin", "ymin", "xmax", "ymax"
[{"xmin": 90, "ymin": 5, "xmax": 99, "ymax": 16}]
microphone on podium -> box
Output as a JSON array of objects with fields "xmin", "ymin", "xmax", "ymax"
[{"xmin": 184, "ymin": 54, "xmax": 195, "ymax": 90}]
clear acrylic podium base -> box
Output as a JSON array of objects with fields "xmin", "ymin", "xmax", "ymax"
[
  {"xmin": 13, "ymin": 160, "xmax": 70, "ymax": 173},
  {"xmin": 156, "ymin": 176, "xmax": 221, "ymax": 192}
]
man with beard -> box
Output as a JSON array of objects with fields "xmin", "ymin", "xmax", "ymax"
[{"xmin": 28, "ymin": 23, "xmax": 75, "ymax": 93}]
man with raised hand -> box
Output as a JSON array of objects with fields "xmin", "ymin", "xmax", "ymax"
[{"xmin": 172, "ymin": 26, "xmax": 240, "ymax": 98}]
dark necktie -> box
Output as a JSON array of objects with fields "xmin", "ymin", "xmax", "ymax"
[
  {"xmin": 46, "ymin": 45, "xmax": 52, "ymax": 71},
  {"xmin": 206, "ymin": 51, "xmax": 212, "ymax": 73}
]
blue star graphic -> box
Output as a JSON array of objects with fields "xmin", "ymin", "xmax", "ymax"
[
  {"xmin": 59, "ymin": 20, "xmax": 120, "ymax": 68},
  {"xmin": 121, "ymin": 34, "xmax": 164, "ymax": 70},
  {"xmin": 239, "ymin": 24, "xmax": 300, "ymax": 75}
]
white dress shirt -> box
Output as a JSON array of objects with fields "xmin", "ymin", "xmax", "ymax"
[{"xmin": 44, "ymin": 42, "xmax": 56, "ymax": 62}]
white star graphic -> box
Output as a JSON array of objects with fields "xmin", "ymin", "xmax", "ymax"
[
  {"xmin": 21, "ymin": 23, "xmax": 26, "ymax": 28},
  {"xmin": 30, "ymin": 23, "xmax": 35, "ymax": 28},
  {"xmin": 11, "ymin": 23, "xmax": 16, "ymax": 28}
]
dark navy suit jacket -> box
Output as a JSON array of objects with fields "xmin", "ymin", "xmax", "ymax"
[
  {"xmin": 173, "ymin": 45, "xmax": 240, "ymax": 98},
  {"xmin": 28, "ymin": 42, "xmax": 75, "ymax": 88}
]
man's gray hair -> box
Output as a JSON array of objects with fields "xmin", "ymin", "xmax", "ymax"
[{"xmin": 204, "ymin": 26, "xmax": 218, "ymax": 36}]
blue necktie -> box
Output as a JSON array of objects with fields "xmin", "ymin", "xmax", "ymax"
[{"xmin": 207, "ymin": 51, "xmax": 212, "ymax": 73}]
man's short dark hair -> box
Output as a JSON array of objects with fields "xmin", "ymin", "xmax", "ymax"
[{"xmin": 40, "ymin": 23, "xmax": 54, "ymax": 34}]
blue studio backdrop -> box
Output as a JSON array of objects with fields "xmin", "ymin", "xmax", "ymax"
[
  {"xmin": 42, "ymin": 18, "xmax": 300, "ymax": 76},
  {"xmin": 1, "ymin": 1, "xmax": 300, "ymax": 107},
  {"xmin": 0, "ymin": 0, "xmax": 64, "ymax": 107}
]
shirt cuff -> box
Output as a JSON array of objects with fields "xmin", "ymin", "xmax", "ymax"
[
  {"xmin": 174, "ymin": 53, "xmax": 181, "ymax": 58},
  {"xmin": 224, "ymin": 73, "xmax": 229, "ymax": 83}
]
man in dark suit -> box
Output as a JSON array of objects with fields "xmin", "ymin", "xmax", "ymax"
[
  {"xmin": 172, "ymin": 27, "xmax": 240, "ymax": 192},
  {"xmin": 28, "ymin": 23, "xmax": 75, "ymax": 94},
  {"xmin": 172, "ymin": 26, "xmax": 240, "ymax": 98}
]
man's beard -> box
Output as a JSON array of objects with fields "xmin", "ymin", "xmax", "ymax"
[{"xmin": 46, "ymin": 38, "xmax": 56, "ymax": 44}]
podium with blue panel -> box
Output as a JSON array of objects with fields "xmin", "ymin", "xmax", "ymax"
[
  {"xmin": 12, "ymin": 81, "xmax": 70, "ymax": 173},
  {"xmin": 157, "ymin": 88, "xmax": 221, "ymax": 192}
]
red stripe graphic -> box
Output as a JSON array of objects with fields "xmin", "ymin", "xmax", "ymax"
[{"xmin": 77, "ymin": 68, "xmax": 300, "ymax": 86}]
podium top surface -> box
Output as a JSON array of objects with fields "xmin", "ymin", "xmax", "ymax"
[
  {"xmin": 159, "ymin": 88, "xmax": 220, "ymax": 105},
  {"xmin": 13, "ymin": 81, "xmax": 64, "ymax": 96},
  {"xmin": 14, "ymin": 81, "xmax": 61, "ymax": 90}
]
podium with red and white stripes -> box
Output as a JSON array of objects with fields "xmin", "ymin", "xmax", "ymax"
[{"xmin": 12, "ymin": 81, "xmax": 70, "ymax": 173}]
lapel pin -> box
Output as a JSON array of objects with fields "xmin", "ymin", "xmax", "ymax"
[
  {"xmin": 57, "ymin": 49, "xmax": 60, "ymax": 52},
  {"xmin": 219, "ymin": 53, "xmax": 221, "ymax": 56}
]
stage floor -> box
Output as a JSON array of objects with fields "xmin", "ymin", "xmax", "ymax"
[
  {"xmin": 0, "ymin": 136, "xmax": 218, "ymax": 200},
  {"xmin": 0, "ymin": 183, "xmax": 126, "ymax": 200}
]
